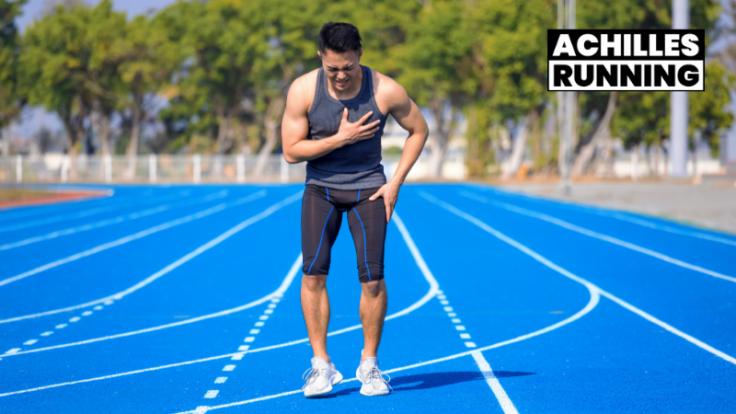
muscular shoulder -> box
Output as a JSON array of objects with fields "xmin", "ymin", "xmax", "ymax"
[
  {"xmin": 288, "ymin": 69, "xmax": 320, "ymax": 114},
  {"xmin": 371, "ymin": 70, "xmax": 409, "ymax": 115}
]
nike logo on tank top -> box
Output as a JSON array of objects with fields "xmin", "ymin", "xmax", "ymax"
[{"xmin": 305, "ymin": 65, "xmax": 388, "ymax": 190}]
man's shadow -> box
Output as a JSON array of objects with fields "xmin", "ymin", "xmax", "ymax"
[{"xmin": 316, "ymin": 371, "xmax": 534, "ymax": 398}]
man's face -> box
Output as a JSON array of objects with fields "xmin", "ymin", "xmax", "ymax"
[{"xmin": 318, "ymin": 48, "xmax": 362, "ymax": 91}]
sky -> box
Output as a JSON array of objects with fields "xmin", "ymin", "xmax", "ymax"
[{"xmin": 17, "ymin": 0, "xmax": 177, "ymax": 31}]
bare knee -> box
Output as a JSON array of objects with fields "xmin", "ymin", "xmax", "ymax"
[
  {"xmin": 303, "ymin": 274, "xmax": 327, "ymax": 292},
  {"xmin": 361, "ymin": 279, "xmax": 386, "ymax": 298}
]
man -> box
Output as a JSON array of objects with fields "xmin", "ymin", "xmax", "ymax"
[{"xmin": 282, "ymin": 22, "xmax": 428, "ymax": 398}]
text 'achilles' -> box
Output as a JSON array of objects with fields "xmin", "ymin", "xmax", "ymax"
[{"xmin": 547, "ymin": 30, "xmax": 705, "ymax": 91}]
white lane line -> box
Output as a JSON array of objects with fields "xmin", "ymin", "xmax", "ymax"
[
  {"xmin": 4, "ymin": 348, "xmax": 20, "ymax": 355},
  {"xmin": 0, "ymin": 191, "xmax": 229, "ymax": 251},
  {"xmin": 422, "ymin": 191, "xmax": 736, "ymax": 365},
  {"xmin": 2, "ymin": 254, "xmax": 303, "ymax": 358},
  {"xmin": 231, "ymin": 354, "xmax": 244, "ymax": 361},
  {"xmin": 55, "ymin": 324, "xmax": 66, "ymax": 329},
  {"xmin": 470, "ymin": 185, "xmax": 736, "ymax": 248},
  {"xmin": 171, "ymin": 292, "xmax": 600, "ymax": 414},
  {"xmin": 1, "ymin": 286, "xmax": 598, "ymax": 403},
  {"xmin": 82, "ymin": 311, "xmax": 93, "ymax": 316},
  {"xmin": 435, "ymin": 285, "xmax": 518, "ymax": 412},
  {"xmin": 267, "ymin": 304, "xmax": 276, "ymax": 308},
  {"xmin": 0, "ymin": 191, "xmax": 182, "ymax": 232},
  {"xmin": 249, "ymin": 329, "xmax": 260, "ymax": 335},
  {"xmin": 69, "ymin": 317, "xmax": 80, "ymax": 323},
  {"xmin": 214, "ymin": 378, "xmax": 227, "ymax": 384},
  {"xmin": 254, "ymin": 322, "xmax": 264, "ymax": 327},
  {"xmin": 0, "ymin": 191, "xmax": 269, "ymax": 289},
  {"xmin": 204, "ymin": 390, "xmax": 219, "ymax": 399},
  {"xmin": 0, "ymin": 191, "xmax": 297, "ymax": 325},
  {"xmin": 263, "ymin": 309, "xmax": 273, "ymax": 314},
  {"xmin": 23, "ymin": 340, "xmax": 37, "ymax": 346},
  {"xmin": 258, "ymin": 316, "xmax": 268, "ymax": 321},
  {"xmin": 244, "ymin": 337, "xmax": 255, "ymax": 343},
  {"xmin": 459, "ymin": 191, "xmax": 736, "ymax": 284},
  {"xmin": 0, "ymin": 210, "xmax": 443, "ymax": 396},
  {"xmin": 93, "ymin": 306, "xmax": 103, "ymax": 311},
  {"xmin": 194, "ymin": 407, "xmax": 208, "ymax": 414},
  {"xmin": 40, "ymin": 332, "xmax": 53, "ymax": 337},
  {"xmin": 472, "ymin": 351, "xmax": 519, "ymax": 414},
  {"xmin": 222, "ymin": 365, "xmax": 236, "ymax": 372}
]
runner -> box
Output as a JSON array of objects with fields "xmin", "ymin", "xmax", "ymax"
[{"xmin": 281, "ymin": 22, "xmax": 429, "ymax": 398}]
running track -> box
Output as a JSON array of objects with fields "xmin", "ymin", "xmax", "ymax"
[{"xmin": 0, "ymin": 183, "xmax": 734, "ymax": 413}]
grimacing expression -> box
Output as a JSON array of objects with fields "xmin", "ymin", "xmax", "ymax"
[{"xmin": 318, "ymin": 49, "xmax": 362, "ymax": 91}]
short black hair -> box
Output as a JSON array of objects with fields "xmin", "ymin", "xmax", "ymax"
[{"xmin": 318, "ymin": 22, "xmax": 362, "ymax": 55}]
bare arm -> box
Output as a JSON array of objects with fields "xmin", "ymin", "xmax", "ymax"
[
  {"xmin": 369, "ymin": 79, "xmax": 429, "ymax": 222},
  {"xmin": 281, "ymin": 77, "xmax": 380, "ymax": 163}
]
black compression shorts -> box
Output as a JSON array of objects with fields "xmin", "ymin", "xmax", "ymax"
[{"xmin": 301, "ymin": 184, "xmax": 387, "ymax": 282}]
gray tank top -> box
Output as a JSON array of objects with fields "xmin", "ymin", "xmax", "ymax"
[{"xmin": 305, "ymin": 65, "xmax": 387, "ymax": 190}]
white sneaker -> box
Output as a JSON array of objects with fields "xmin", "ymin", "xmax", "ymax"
[
  {"xmin": 302, "ymin": 356, "xmax": 343, "ymax": 397},
  {"xmin": 356, "ymin": 357, "xmax": 391, "ymax": 396}
]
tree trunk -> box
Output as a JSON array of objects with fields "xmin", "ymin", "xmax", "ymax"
[
  {"xmin": 216, "ymin": 115, "xmax": 232, "ymax": 155},
  {"xmin": 124, "ymin": 108, "xmax": 142, "ymax": 181},
  {"xmin": 254, "ymin": 96, "xmax": 285, "ymax": 178},
  {"xmin": 502, "ymin": 110, "xmax": 537, "ymax": 179},
  {"xmin": 426, "ymin": 98, "xmax": 454, "ymax": 178},
  {"xmin": 572, "ymin": 91, "xmax": 617, "ymax": 177}
]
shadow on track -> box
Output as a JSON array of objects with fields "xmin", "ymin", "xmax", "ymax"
[{"xmin": 314, "ymin": 371, "xmax": 535, "ymax": 398}]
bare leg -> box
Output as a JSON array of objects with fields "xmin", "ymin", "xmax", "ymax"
[
  {"xmin": 301, "ymin": 274, "xmax": 330, "ymax": 361},
  {"xmin": 359, "ymin": 279, "xmax": 388, "ymax": 361}
]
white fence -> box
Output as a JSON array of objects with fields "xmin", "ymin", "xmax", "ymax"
[{"xmin": 0, "ymin": 153, "xmax": 469, "ymax": 184}]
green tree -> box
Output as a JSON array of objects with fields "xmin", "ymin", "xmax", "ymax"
[
  {"xmin": 20, "ymin": 2, "xmax": 96, "ymax": 161},
  {"xmin": 0, "ymin": 0, "xmax": 26, "ymax": 154},
  {"xmin": 469, "ymin": 0, "xmax": 553, "ymax": 178},
  {"xmin": 397, "ymin": 0, "xmax": 474, "ymax": 177}
]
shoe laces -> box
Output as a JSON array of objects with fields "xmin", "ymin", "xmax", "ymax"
[
  {"xmin": 362, "ymin": 367, "xmax": 393, "ymax": 391},
  {"xmin": 301, "ymin": 367, "xmax": 327, "ymax": 390}
]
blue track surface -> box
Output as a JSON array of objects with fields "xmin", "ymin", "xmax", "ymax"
[{"xmin": 0, "ymin": 183, "xmax": 734, "ymax": 413}]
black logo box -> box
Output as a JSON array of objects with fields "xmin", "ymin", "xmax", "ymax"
[{"xmin": 548, "ymin": 30, "xmax": 705, "ymax": 61}]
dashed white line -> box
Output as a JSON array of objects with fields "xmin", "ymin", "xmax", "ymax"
[
  {"xmin": 254, "ymin": 322, "xmax": 264, "ymax": 327},
  {"xmin": 93, "ymin": 306, "xmax": 103, "ymax": 311},
  {"xmin": 222, "ymin": 365, "xmax": 236, "ymax": 372},
  {"xmin": 455, "ymin": 325, "xmax": 466, "ymax": 331},
  {"xmin": 264, "ymin": 310, "xmax": 273, "ymax": 314},
  {"xmin": 69, "ymin": 317, "xmax": 80, "ymax": 323},
  {"xmin": 23, "ymin": 340, "xmax": 37, "ymax": 346},
  {"xmin": 244, "ymin": 337, "xmax": 255, "ymax": 343},
  {"xmin": 267, "ymin": 304, "xmax": 276, "ymax": 308},
  {"xmin": 460, "ymin": 334, "xmax": 471, "ymax": 339},
  {"xmin": 5, "ymin": 348, "xmax": 20, "ymax": 355},
  {"xmin": 443, "ymin": 307, "xmax": 453, "ymax": 312},
  {"xmin": 204, "ymin": 390, "xmax": 219, "ymax": 399},
  {"xmin": 55, "ymin": 324, "xmax": 67, "ymax": 329},
  {"xmin": 40, "ymin": 332, "xmax": 53, "ymax": 337},
  {"xmin": 82, "ymin": 311, "xmax": 93, "ymax": 316},
  {"xmin": 259, "ymin": 315, "xmax": 269, "ymax": 321},
  {"xmin": 214, "ymin": 377, "xmax": 227, "ymax": 384},
  {"xmin": 249, "ymin": 329, "xmax": 260, "ymax": 335},
  {"xmin": 451, "ymin": 318, "xmax": 461, "ymax": 323},
  {"xmin": 464, "ymin": 342, "xmax": 477, "ymax": 348},
  {"xmin": 238, "ymin": 346, "xmax": 249, "ymax": 351},
  {"xmin": 231, "ymin": 354, "xmax": 244, "ymax": 361}
]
